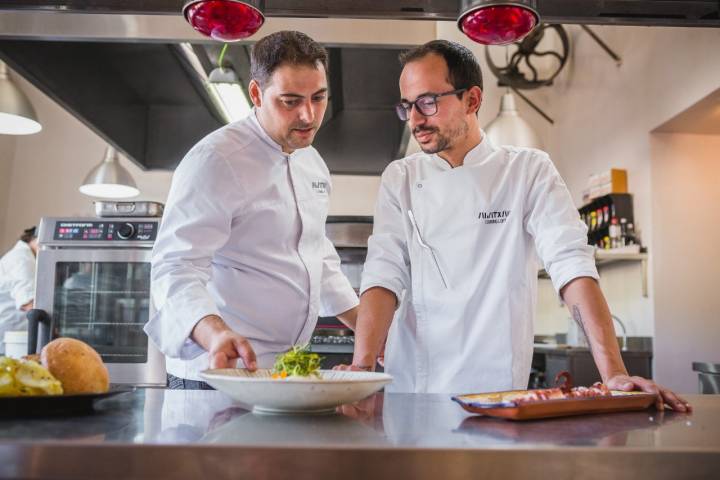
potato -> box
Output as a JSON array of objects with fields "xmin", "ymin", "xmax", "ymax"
[{"xmin": 0, "ymin": 356, "xmax": 63, "ymax": 397}]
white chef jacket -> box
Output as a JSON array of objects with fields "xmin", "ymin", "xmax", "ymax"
[
  {"xmin": 361, "ymin": 134, "xmax": 598, "ymax": 394},
  {"xmin": 0, "ymin": 241, "xmax": 35, "ymax": 353},
  {"xmin": 145, "ymin": 111, "xmax": 358, "ymax": 381}
]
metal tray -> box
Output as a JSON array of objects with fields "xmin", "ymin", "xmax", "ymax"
[
  {"xmin": 0, "ymin": 386, "xmax": 134, "ymax": 418},
  {"xmin": 94, "ymin": 201, "xmax": 164, "ymax": 218},
  {"xmin": 452, "ymin": 389, "xmax": 657, "ymax": 421}
]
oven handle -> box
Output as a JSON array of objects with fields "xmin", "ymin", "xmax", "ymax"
[{"xmin": 27, "ymin": 309, "xmax": 53, "ymax": 355}]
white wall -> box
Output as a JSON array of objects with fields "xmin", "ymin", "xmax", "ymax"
[
  {"xmin": 0, "ymin": 134, "xmax": 16, "ymax": 251},
  {"xmin": 651, "ymin": 133, "xmax": 720, "ymax": 393}
]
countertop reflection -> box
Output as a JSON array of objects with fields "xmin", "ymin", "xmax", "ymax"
[{"xmin": 0, "ymin": 390, "xmax": 717, "ymax": 451}]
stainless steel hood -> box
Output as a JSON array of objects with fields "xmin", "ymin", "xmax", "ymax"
[{"xmin": 0, "ymin": 36, "xmax": 406, "ymax": 173}]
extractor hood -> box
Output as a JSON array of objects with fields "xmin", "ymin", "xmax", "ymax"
[{"xmin": 0, "ymin": 39, "xmax": 406, "ymax": 173}]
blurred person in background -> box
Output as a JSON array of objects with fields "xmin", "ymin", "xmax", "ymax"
[{"xmin": 0, "ymin": 226, "xmax": 38, "ymax": 354}]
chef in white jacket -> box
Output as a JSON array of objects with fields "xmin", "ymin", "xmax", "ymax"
[
  {"xmin": 0, "ymin": 227, "xmax": 38, "ymax": 353},
  {"xmin": 145, "ymin": 31, "xmax": 358, "ymax": 388},
  {"xmin": 345, "ymin": 40, "xmax": 688, "ymax": 412}
]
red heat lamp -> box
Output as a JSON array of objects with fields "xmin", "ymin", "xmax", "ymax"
[
  {"xmin": 458, "ymin": 0, "xmax": 540, "ymax": 46},
  {"xmin": 183, "ymin": 0, "xmax": 265, "ymax": 42}
]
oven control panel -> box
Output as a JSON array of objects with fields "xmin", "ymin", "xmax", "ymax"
[{"xmin": 53, "ymin": 221, "xmax": 158, "ymax": 241}]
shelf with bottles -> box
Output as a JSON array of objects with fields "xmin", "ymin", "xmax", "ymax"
[{"xmin": 579, "ymin": 193, "xmax": 641, "ymax": 250}]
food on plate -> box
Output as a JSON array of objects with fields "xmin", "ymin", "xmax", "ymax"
[
  {"xmin": 510, "ymin": 371, "xmax": 612, "ymax": 404},
  {"xmin": 0, "ymin": 356, "xmax": 63, "ymax": 397},
  {"xmin": 511, "ymin": 383, "xmax": 612, "ymax": 404},
  {"xmin": 41, "ymin": 338, "xmax": 110, "ymax": 394},
  {"xmin": 271, "ymin": 344, "xmax": 322, "ymax": 379}
]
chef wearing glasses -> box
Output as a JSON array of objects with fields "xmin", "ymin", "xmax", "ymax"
[{"xmin": 341, "ymin": 40, "xmax": 689, "ymax": 412}]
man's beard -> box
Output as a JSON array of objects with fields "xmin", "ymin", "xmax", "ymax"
[
  {"xmin": 414, "ymin": 121, "xmax": 468, "ymax": 154},
  {"xmin": 286, "ymin": 122, "xmax": 318, "ymax": 148}
]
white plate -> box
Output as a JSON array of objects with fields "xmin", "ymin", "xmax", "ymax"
[{"xmin": 199, "ymin": 369, "xmax": 393, "ymax": 414}]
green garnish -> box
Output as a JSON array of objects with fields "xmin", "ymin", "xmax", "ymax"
[{"xmin": 271, "ymin": 345, "xmax": 322, "ymax": 378}]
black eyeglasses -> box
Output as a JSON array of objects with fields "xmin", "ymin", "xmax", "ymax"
[{"xmin": 394, "ymin": 88, "xmax": 467, "ymax": 121}]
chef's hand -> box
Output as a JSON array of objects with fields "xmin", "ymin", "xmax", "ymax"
[
  {"xmin": 606, "ymin": 374, "xmax": 691, "ymax": 412},
  {"xmin": 333, "ymin": 364, "xmax": 373, "ymax": 372},
  {"xmin": 191, "ymin": 315, "xmax": 257, "ymax": 371}
]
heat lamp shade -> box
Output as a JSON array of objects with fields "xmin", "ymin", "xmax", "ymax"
[
  {"xmin": 183, "ymin": 0, "xmax": 265, "ymax": 41},
  {"xmin": 458, "ymin": 0, "xmax": 539, "ymax": 46}
]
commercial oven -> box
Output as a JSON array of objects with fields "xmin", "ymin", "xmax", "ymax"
[{"xmin": 32, "ymin": 216, "xmax": 165, "ymax": 386}]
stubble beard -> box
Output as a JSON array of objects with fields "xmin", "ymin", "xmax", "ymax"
[{"xmin": 416, "ymin": 120, "xmax": 469, "ymax": 155}]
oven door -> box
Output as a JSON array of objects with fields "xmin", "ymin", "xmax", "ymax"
[{"xmin": 35, "ymin": 248, "xmax": 165, "ymax": 386}]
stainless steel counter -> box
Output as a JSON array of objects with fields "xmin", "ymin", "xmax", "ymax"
[{"xmin": 0, "ymin": 390, "xmax": 718, "ymax": 479}]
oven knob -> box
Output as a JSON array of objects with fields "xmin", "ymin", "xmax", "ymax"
[{"xmin": 117, "ymin": 223, "xmax": 135, "ymax": 239}]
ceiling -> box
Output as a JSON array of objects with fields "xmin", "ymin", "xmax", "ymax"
[
  {"xmin": 654, "ymin": 88, "xmax": 720, "ymax": 136},
  {"xmin": 0, "ymin": 1, "xmax": 719, "ymax": 27}
]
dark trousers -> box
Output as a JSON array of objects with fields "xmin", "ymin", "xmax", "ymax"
[{"xmin": 167, "ymin": 373, "xmax": 215, "ymax": 390}]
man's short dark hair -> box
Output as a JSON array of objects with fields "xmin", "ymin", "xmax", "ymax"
[
  {"xmin": 250, "ymin": 31, "xmax": 328, "ymax": 88},
  {"xmin": 399, "ymin": 40, "xmax": 483, "ymax": 93},
  {"xmin": 20, "ymin": 226, "xmax": 36, "ymax": 243}
]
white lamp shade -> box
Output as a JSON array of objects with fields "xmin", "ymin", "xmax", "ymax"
[
  {"xmin": 485, "ymin": 92, "xmax": 542, "ymax": 149},
  {"xmin": 0, "ymin": 64, "xmax": 42, "ymax": 135},
  {"xmin": 79, "ymin": 147, "xmax": 140, "ymax": 199}
]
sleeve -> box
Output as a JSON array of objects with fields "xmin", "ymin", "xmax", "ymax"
[
  {"xmin": 318, "ymin": 236, "xmax": 359, "ymax": 317},
  {"xmin": 524, "ymin": 153, "xmax": 599, "ymax": 293},
  {"xmin": 360, "ymin": 163, "xmax": 412, "ymax": 302},
  {"xmin": 144, "ymin": 146, "xmax": 241, "ymax": 360},
  {"xmin": 8, "ymin": 249, "xmax": 35, "ymax": 309}
]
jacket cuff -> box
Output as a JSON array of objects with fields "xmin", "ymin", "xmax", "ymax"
[
  {"xmin": 12, "ymin": 285, "xmax": 34, "ymax": 310},
  {"xmin": 547, "ymin": 257, "xmax": 599, "ymax": 294},
  {"xmin": 359, "ymin": 277, "xmax": 404, "ymax": 307},
  {"xmin": 144, "ymin": 294, "xmax": 220, "ymax": 360},
  {"xmin": 320, "ymin": 280, "xmax": 359, "ymax": 317}
]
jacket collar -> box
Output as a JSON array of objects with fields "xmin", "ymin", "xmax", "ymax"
[
  {"xmin": 430, "ymin": 129, "xmax": 496, "ymax": 169},
  {"xmin": 247, "ymin": 108, "xmax": 285, "ymax": 153}
]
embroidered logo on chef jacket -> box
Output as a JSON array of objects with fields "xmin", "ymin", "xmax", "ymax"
[
  {"xmin": 311, "ymin": 181, "xmax": 328, "ymax": 195},
  {"xmin": 479, "ymin": 210, "xmax": 511, "ymax": 225}
]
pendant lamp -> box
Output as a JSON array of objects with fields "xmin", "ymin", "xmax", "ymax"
[
  {"xmin": 79, "ymin": 146, "xmax": 140, "ymax": 199},
  {"xmin": 485, "ymin": 91, "xmax": 542, "ymax": 149},
  {"xmin": 0, "ymin": 62, "xmax": 42, "ymax": 135}
]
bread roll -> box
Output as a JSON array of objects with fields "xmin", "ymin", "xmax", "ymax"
[{"xmin": 41, "ymin": 338, "xmax": 110, "ymax": 394}]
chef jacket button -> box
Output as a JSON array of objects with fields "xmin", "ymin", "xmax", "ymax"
[{"xmin": 417, "ymin": 183, "xmax": 423, "ymax": 189}]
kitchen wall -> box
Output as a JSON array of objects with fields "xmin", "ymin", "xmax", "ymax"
[
  {"xmin": 521, "ymin": 25, "xmax": 720, "ymax": 342},
  {"xmin": 0, "ymin": 135, "xmax": 15, "ymax": 249},
  {"xmin": 650, "ymin": 133, "xmax": 720, "ymax": 393}
]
